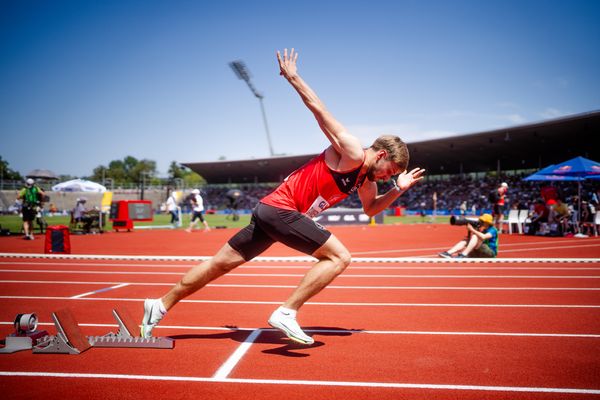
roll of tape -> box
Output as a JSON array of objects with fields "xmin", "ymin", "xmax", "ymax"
[{"xmin": 14, "ymin": 313, "xmax": 38, "ymax": 333}]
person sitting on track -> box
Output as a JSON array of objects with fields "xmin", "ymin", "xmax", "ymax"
[
  {"xmin": 439, "ymin": 213, "xmax": 498, "ymax": 259},
  {"xmin": 141, "ymin": 48, "xmax": 425, "ymax": 345}
]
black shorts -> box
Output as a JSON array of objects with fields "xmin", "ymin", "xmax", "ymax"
[
  {"xmin": 228, "ymin": 202, "xmax": 332, "ymax": 261},
  {"xmin": 493, "ymin": 204, "xmax": 504, "ymax": 216},
  {"xmin": 22, "ymin": 206, "xmax": 37, "ymax": 222},
  {"xmin": 191, "ymin": 211, "xmax": 205, "ymax": 222}
]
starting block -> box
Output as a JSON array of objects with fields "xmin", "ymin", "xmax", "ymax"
[
  {"xmin": 0, "ymin": 313, "xmax": 48, "ymax": 354},
  {"xmin": 1, "ymin": 307, "xmax": 175, "ymax": 355},
  {"xmin": 88, "ymin": 308, "xmax": 174, "ymax": 349},
  {"xmin": 34, "ymin": 309, "xmax": 92, "ymax": 354}
]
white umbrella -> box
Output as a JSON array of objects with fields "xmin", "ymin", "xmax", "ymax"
[{"xmin": 52, "ymin": 179, "xmax": 107, "ymax": 193}]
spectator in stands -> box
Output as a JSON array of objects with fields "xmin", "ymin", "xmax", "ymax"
[
  {"xmin": 49, "ymin": 203, "xmax": 58, "ymax": 214},
  {"xmin": 550, "ymin": 198, "xmax": 570, "ymax": 235},
  {"xmin": 528, "ymin": 199, "xmax": 549, "ymax": 235},
  {"xmin": 73, "ymin": 198, "xmax": 93, "ymax": 233},
  {"xmin": 186, "ymin": 189, "xmax": 210, "ymax": 232},
  {"xmin": 490, "ymin": 182, "xmax": 508, "ymax": 233},
  {"xmin": 439, "ymin": 213, "xmax": 498, "ymax": 258},
  {"xmin": 541, "ymin": 184, "xmax": 560, "ymax": 206},
  {"xmin": 17, "ymin": 178, "xmax": 45, "ymax": 240},
  {"xmin": 141, "ymin": 48, "xmax": 424, "ymax": 345}
]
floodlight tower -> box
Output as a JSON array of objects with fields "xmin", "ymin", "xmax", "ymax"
[{"xmin": 229, "ymin": 60, "xmax": 275, "ymax": 157}]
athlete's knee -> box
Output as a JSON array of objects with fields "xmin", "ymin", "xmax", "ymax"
[{"xmin": 329, "ymin": 249, "xmax": 352, "ymax": 275}]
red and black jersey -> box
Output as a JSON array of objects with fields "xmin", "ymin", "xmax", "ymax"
[{"xmin": 261, "ymin": 151, "xmax": 366, "ymax": 217}]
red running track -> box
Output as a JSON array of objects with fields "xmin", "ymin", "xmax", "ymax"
[{"xmin": 0, "ymin": 224, "xmax": 599, "ymax": 399}]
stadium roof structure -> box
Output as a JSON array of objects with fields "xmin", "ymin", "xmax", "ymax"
[{"xmin": 183, "ymin": 110, "xmax": 600, "ymax": 183}]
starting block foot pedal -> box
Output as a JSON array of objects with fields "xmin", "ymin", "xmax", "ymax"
[
  {"xmin": 88, "ymin": 308, "xmax": 174, "ymax": 349},
  {"xmin": 33, "ymin": 309, "xmax": 91, "ymax": 355}
]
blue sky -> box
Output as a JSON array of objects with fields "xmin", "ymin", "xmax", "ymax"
[{"xmin": 1, "ymin": 0, "xmax": 599, "ymax": 178}]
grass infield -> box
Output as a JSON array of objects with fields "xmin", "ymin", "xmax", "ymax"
[{"xmin": 0, "ymin": 212, "xmax": 440, "ymax": 235}]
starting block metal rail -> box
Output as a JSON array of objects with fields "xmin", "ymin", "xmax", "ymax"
[
  {"xmin": 2, "ymin": 308, "xmax": 174, "ymax": 355},
  {"xmin": 88, "ymin": 308, "xmax": 174, "ymax": 349}
]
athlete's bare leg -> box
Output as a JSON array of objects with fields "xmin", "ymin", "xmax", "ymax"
[
  {"xmin": 282, "ymin": 234, "xmax": 351, "ymax": 311},
  {"xmin": 161, "ymin": 243, "xmax": 245, "ymax": 310}
]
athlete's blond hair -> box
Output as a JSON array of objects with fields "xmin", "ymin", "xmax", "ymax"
[{"xmin": 370, "ymin": 135, "xmax": 409, "ymax": 171}]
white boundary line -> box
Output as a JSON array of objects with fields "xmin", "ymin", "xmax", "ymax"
[
  {"xmin": 2, "ymin": 268, "xmax": 600, "ymax": 278},
  {"xmin": 2, "ymin": 280, "xmax": 599, "ymax": 291},
  {"xmin": 1, "ymin": 295, "xmax": 599, "ymax": 308},
  {"xmin": 4, "ymin": 261, "xmax": 600, "ymax": 271},
  {"xmin": 351, "ymin": 238, "xmax": 600, "ymax": 255},
  {"xmin": 4, "ymin": 261, "xmax": 600, "ymax": 270},
  {"xmin": 213, "ymin": 329, "xmax": 262, "ymax": 379},
  {"xmin": 0, "ymin": 371, "xmax": 599, "ymax": 395},
  {"xmin": 2, "ymin": 321, "xmax": 598, "ymax": 338},
  {"xmin": 1, "ymin": 252, "xmax": 598, "ymax": 263}
]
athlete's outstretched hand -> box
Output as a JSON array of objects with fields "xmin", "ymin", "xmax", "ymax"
[
  {"xmin": 277, "ymin": 48, "xmax": 299, "ymax": 80},
  {"xmin": 396, "ymin": 168, "xmax": 426, "ymax": 191}
]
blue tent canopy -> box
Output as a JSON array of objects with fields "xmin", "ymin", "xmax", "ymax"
[
  {"xmin": 523, "ymin": 173, "xmax": 583, "ymax": 182},
  {"xmin": 532, "ymin": 156, "xmax": 600, "ymax": 178},
  {"xmin": 523, "ymin": 156, "xmax": 600, "ymax": 234}
]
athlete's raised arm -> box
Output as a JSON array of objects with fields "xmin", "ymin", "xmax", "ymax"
[{"xmin": 277, "ymin": 48, "xmax": 363, "ymax": 166}]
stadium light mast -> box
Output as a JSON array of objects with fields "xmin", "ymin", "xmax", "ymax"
[{"xmin": 229, "ymin": 60, "xmax": 275, "ymax": 157}]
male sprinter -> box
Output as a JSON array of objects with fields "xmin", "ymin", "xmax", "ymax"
[{"xmin": 142, "ymin": 48, "xmax": 425, "ymax": 345}]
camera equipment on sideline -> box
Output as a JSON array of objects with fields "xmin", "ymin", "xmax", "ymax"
[
  {"xmin": 449, "ymin": 215, "xmax": 481, "ymax": 228},
  {"xmin": 225, "ymin": 189, "xmax": 243, "ymax": 221}
]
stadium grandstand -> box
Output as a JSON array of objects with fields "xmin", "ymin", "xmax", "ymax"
[
  {"xmin": 183, "ymin": 110, "xmax": 600, "ymax": 217},
  {"xmin": 184, "ymin": 110, "xmax": 600, "ymax": 183}
]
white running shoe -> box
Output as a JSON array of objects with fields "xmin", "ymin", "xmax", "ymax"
[
  {"xmin": 268, "ymin": 308, "xmax": 314, "ymax": 345},
  {"xmin": 141, "ymin": 298, "xmax": 166, "ymax": 338}
]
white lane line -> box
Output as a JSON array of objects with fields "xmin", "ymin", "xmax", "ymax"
[
  {"xmin": 2, "ymin": 280, "xmax": 599, "ymax": 291},
  {"xmin": 1, "ymin": 295, "xmax": 600, "ymax": 308},
  {"xmin": 352, "ymin": 238, "xmax": 600, "ymax": 255},
  {"xmin": 3, "ymin": 321, "xmax": 597, "ymax": 338},
  {"xmin": 1, "ymin": 253, "xmax": 598, "ymax": 263},
  {"xmin": 501, "ymin": 244, "xmax": 600, "ymax": 253},
  {"xmin": 213, "ymin": 329, "xmax": 262, "ymax": 379},
  {"xmin": 2, "ymin": 269, "xmax": 599, "ymax": 278},
  {"xmin": 70, "ymin": 283, "xmax": 130, "ymax": 299},
  {"xmin": 0, "ymin": 371, "xmax": 599, "ymax": 394},
  {"xmin": 3, "ymin": 261, "xmax": 600, "ymax": 270}
]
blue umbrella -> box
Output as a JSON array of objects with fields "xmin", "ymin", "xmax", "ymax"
[
  {"xmin": 523, "ymin": 171, "xmax": 583, "ymax": 182},
  {"xmin": 523, "ymin": 156, "xmax": 600, "ymax": 235},
  {"xmin": 532, "ymin": 156, "xmax": 600, "ymax": 178}
]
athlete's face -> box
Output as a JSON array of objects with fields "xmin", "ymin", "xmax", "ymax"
[{"xmin": 367, "ymin": 155, "xmax": 402, "ymax": 182}]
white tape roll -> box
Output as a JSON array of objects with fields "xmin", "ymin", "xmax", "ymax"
[{"xmin": 15, "ymin": 313, "xmax": 38, "ymax": 333}]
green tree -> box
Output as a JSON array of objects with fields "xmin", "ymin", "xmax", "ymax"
[
  {"xmin": 168, "ymin": 161, "xmax": 185, "ymax": 179},
  {"xmin": 0, "ymin": 156, "xmax": 22, "ymax": 181},
  {"xmin": 90, "ymin": 156, "xmax": 157, "ymax": 186},
  {"xmin": 166, "ymin": 161, "xmax": 205, "ymax": 188}
]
